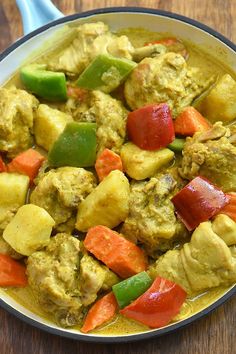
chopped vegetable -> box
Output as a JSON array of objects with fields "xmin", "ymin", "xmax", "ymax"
[
  {"xmin": 0, "ymin": 254, "xmax": 27, "ymax": 287},
  {"xmin": 95, "ymin": 148, "xmax": 123, "ymax": 181},
  {"xmin": 120, "ymin": 142, "xmax": 174, "ymax": 180},
  {"xmin": 219, "ymin": 193, "xmax": 236, "ymax": 222},
  {"xmin": 168, "ymin": 138, "xmax": 185, "ymax": 152},
  {"xmin": 81, "ymin": 292, "xmax": 118, "ymax": 333},
  {"xmin": 67, "ymin": 86, "xmax": 88, "ymax": 101},
  {"xmin": 145, "ymin": 37, "xmax": 188, "ymax": 58},
  {"xmin": 3, "ymin": 204, "xmax": 55, "ymax": 256},
  {"xmin": 174, "ymin": 106, "xmax": 211, "ymax": 136},
  {"xmin": 20, "ymin": 64, "xmax": 67, "ymax": 101},
  {"xmin": 76, "ymin": 170, "xmax": 130, "ymax": 232},
  {"xmin": 0, "ymin": 156, "xmax": 7, "ymax": 172},
  {"xmin": 48, "ymin": 122, "xmax": 97, "ymax": 168},
  {"xmin": 84, "ymin": 225, "xmax": 147, "ymax": 278},
  {"xmin": 171, "ymin": 176, "xmax": 229, "ymax": 231},
  {"xmin": 76, "ymin": 54, "xmax": 137, "ymax": 93},
  {"xmin": 34, "ymin": 104, "xmax": 73, "ymax": 151},
  {"xmin": 112, "ymin": 271, "xmax": 152, "ymax": 309},
  {"xmin": 127, "ymin": 103, "xmax": 175, "ymax": 150},
  {"xmin": 120, "ymin": 276, "xmax": 187, "ymax": 328},
  {"xmin": 7, "ymin": 148, "xmax": 45, "ymax": 183}
]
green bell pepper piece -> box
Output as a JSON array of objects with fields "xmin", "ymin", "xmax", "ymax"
[
  {"xmin": 112, "ymin": 271, "xmax": 152, "ymax": 309},
  {"xmin": 168, "ymin": 138, "xmax": 186, "ymax": 152},
  {"xmin": 48, "ymin": 122, "xmax": 97, "ymax": 168},
  {"xmin": 20, "ymin": 64, "xmax": 67, "ymax": 101},
  {"xmin": 76, "ymin": 54, "xmax": 137, "ymax": 93}
]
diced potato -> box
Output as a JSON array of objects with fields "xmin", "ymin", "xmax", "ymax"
[
  {"xmin": 120, "ymin": 142, "xmax": 174, "ymax": 180},
  {"xmin": 212, "ymin": 214, "xmax": 236, "ymax": 246},
  {"xmin": 199, "ymin": 74, "xmax": 236, "ymax": 123},
  {"xmin": 34, "ymin": 104, "xmax": 73, "ymax": 151},
  {"xmin": 3, "ymin": 204, "xmax": 55, "ymax": 256},
  {"xmin": 0, "ymin": 173, "xmax": 30, "ymax": 229},
  {"xmin": 76, "ymin": 170, "xmax": 129, "ymax": 231}
]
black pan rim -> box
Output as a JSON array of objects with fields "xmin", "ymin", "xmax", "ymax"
[{"xmin": 0, "ymin": 6, "xmax": 236, "ymax": 343}]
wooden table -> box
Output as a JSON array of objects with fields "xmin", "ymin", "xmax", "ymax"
[{"xmin": 0, "ymin": 1, "xmax": 235, "ymax": 353}]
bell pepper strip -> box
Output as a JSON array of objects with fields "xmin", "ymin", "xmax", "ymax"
[
  {"xmin": 76, "ymin": 54, "xmax": 137, "ymax": 93},
  {"xmin": 0, "ymin": 254, "xmax": 27, "ymax": 287},
  {"xmin": 120, "ymin": 276, "xmax": 187, "ymax": 328},
  {"xmin": 95, "ymin": 148, "xmax": 123, "ymax": 181},
  {"xmin": 219, "ymin": 193, "xmax": 236, "ymax": 222},
  {"xmin": 171, "ymin": 176, "xmax": 229, "ymax": 231},
  {"xmin": 174, "ymin": 106, "xmax": 211, "ymax": 136},
  {"xmin": 112, "ymin": 271, "xmax": 152, "ymax": 309},
  {"xmin": 0, "ymin": 156, "xmax": 7, "ymax": 172},
  {"xmin": 7, "ymin": 148, "xmax": 45, "ymax": 183},
  {"xmin": 127, "ymin": 103, "xmax": 175, "ymax": 151},
  {"xmin": 168, "ymin": 138, "xmax": 185, "ymax": 152},
  {"xmin": 145, "ymin": 38, "xmax": 188, "ymax": 58},
  {"xmin": 48, "ymin": 122, "xmax": 97, "ymax": 168},
  {"xmin": 20, "ymin": 64, "xmax": 67, "ymax": 101},
  {"xmin": 84, "ymin": 225, "xmax": 147, "ymax": 278},
  {"xmin": 81, "ymin": 292, "xmax": 118, "ymax": 333}
]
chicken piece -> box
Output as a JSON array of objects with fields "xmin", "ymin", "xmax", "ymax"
[
  {"xmin": 124, "ymin": 52, "xmax": 215, "ymax": 116},
  {"xmin": 65, "ymin": 90, "xmax": 128, "ymax": 155},
  {"xmin": 149, "ymin": 220, "xmax": 236, "ymax": 295},
  {"xmin": 179, "ymin": 122, "xmax": 236, "ymax": 192},
  {"xmin": 30, "ymin": 167, "xmax": 96, "ymax": 232},
  {"xmin": 0, "ymin": 87, "xmax": 38, "ymax": 157},
  {"xmin": 27, "ymin": 233, "xmax": 83, "ymax": 327},
  {"xmin": 49, "ymin": 22, "xmax": 133, "ymax": 77},
  {"xmin": 80, "ymin": 254, "xmax": 119, "ymax": 306},
  {"xmin": 122, "ymin": 173, "xmax": 188, "ymax": 253}
]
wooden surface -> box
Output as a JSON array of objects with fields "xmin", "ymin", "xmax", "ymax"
[{"xmin": 0, "ymin": 1, "xmax": 236, "ymax": 353}]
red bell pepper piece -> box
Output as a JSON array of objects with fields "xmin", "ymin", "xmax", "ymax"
[
  {"xmin": 120, "ymin": 276, "xmax": 186, "ymax": 328},
  {"xmin": 171, "ymin": 176, "xmax": 229, "ymax": 231},
  {"xmin": 0, "ymin": 156, "xmax": 7, "ymax": 172},
  {"xmin": 127, "ymin": 103, "xmax": 175, "ymax": 151}
]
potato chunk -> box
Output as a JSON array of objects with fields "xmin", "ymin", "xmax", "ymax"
[
  {"xmin": 0, "ymin": 173, "xmax": 30, "ymax": 230},
  {"xmin": 199, "ymin": 74, "xmax": 236, "ymax": 123},
  {"xmin": 121, "ymin": 142, "xmax": 174, "ymax": 180},
  {"xmin": 76, "ymin": 170, "xmax": 129, "ymax": 231},
  {"xmin": 34, "ymin": 104, "xmax": 73, "ymax": 151},
  {"xmin": 3, "ymin": 204, "xmax": 55, "ymax": 256}
]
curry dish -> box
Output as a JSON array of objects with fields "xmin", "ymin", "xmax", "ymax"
[{"xmin": 1, "ymin": 21, "xmax": 236, "ymax": 335}]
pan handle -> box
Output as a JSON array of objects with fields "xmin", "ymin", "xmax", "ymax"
[{"xmin": 16, "ymin": 0, "xmax": 64, "ymax": 35}]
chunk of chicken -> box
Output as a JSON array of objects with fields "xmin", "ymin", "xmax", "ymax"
[
  {"xmin": 49, "ymin": 22, "xmax": 133, "ymax": 77},
  {"xmin": 124, "ymin": 52, "xmax": 215, "ymax": 116},
  {"xmin": 0, "ymin": 87, "xmax": 38, "ymax": 157},
  {"xmin": 179, "ymin": 122, "xmax": 236, "ymax": 192},
  {"xmin": 149, "ymin": 219, "xmax": 236, "ymax": 295},
  {"xmin": 65, "ymin": 90, "xmax": 128, "ymax": 155},
  {"xmin": 80, "ymin": 254, "xmax": 119, "ymax": 306},
  {"xmin": 27, "ymin": 233, "xmax": 83, "ymax": 327},
  {"xmin": 122, "ymin": 172, "xmax": 188, "ymax": 253},
  {"xmin": 30, "ymin": 167, "xmax": 96, "ymax": 232}
]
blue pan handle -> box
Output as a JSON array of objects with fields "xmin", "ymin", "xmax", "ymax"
[{"xmin": 16, "ymin": 0, "xmax": 64, "ymax": 35}]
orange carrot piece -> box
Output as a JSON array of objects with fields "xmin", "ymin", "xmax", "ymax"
[
  {"xmin": 174, "ymin": 106, "xmax": 211, "ymax": 136},
  {"xmin": 0, "ymin": 156, "xmax": 7, "ymax": 172},
  {"xmin": 67, "ymin": 85, "xmax": 88, "ymax": 101},
  {"xmin": 7, "ymin": 148, "xmax": 45, "ymax": 182},
  {"xmin": 220, "ymin": 193, "xmax": 236, "ymax": 222},
  {"xmin": 95, "ymin": 148, "xmax": 123, "ymax": 181},
  {"xmin": 84, "ymin": 225, "xmax": 147, "ymax": 278},
  {"xmin": 145, "ymin": 38, "xmax": 188, "ymax": 58},
  {"xmin": 81, "ymin": 292, "xmax": 118, "ymax": 333},
  {"xmin": 0, "ymin": 254, "xmax": 27, "ymax": 287},
  {"xmin": 145, "ymin": 38, "xmax": 178, "ymax": 46}
]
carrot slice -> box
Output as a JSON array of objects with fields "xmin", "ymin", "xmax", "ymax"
[
  {"xmin": 220, "ymin": 193, "xmax": 236, "ymax": 221},
  {"xmin": 95, "ymin": 148, "xmax": 123, "ymax": 181},
  {"xmin": 174, "ymin": 106, "xmax": 211, "ymax": 136},
  {"xmin": 67, "ymin": 86, "xmax": 88, "ymax": 101},
  {"xmin": 0, "ymin": 156, "xmax": 7, "ymax": 172},
  {"xmin": 0, "ymin": 254, "xmax": 27, "ymax": 287},
  {"xmin": 84, "ymin": 225, "xmax": 147, "ymax": 278},
  {"xmin": 7, "ymin": 148, "xmax": 45, "ymax": 183},
  {"xmin": 145, "ymin": 38, "xmax": 188, "ymax": 58},
  {"xmin": 81, "ymin": 292, "xmax": 118, "ymax": 333}
]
